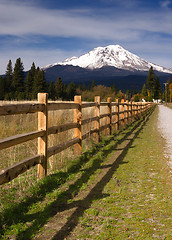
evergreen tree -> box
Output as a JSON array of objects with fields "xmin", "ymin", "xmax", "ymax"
[
  {"xmin": 66, "ymin": 82, "xmax": 76, "ymax": 100},
  {"xmin": 25, "ymin": 62, "xmax": 36, "ymax": 99},
  {"xmin": 0, "ymin": 76, "xmax": 5, "ymax": 100},
  {"xmin": 166, "ymin": 77, "xmax": 172, "ymax": 102},
  {"xmin": 48, "ymin": 81, "xmax": 56, "ymax": 100},
  {"xmin": 91, "ymin": 80, "xmax": 95, "ymax": 91},
  {"xmin": 5, "ymin": 59, "xmax": 13, "ymax": 92},
  {"xmin": 154, "ymin": 76, "xmax": 161, "ymax": 99},
  {"xmin": 81, "ymin": 83, "xmax": 86, "ymax": 91},
  {"xmin": 11, "ymin": 58, "xmax": 24, "ymax": 95},
  {"xmin": 54, "ymin": 77, "xmax": 65, "ymax": 99},
  {"xmin": 32, "ymin": 68, "xmax": 47, "ymax": 98},
  {"xmin": 25, "ymin": 71, "xmax": 33, "ymax": 99},
  {"xmin": 141, "ymin": 83, "xmax": 148, "ymax": 98},
  {"xmin": 146, "ymin": 66, "xmax": 156, "ymax": 97},
  {"xmin": 111, "ymin": 83, "xmax": 117, "ymax": 94},
  {"xmin": 167, "ymin": 77, "xmax": 172, "ymax": 84},
  {"xmin": 30, "ymin": 62, "xmax": 36, "ymax": 77}
]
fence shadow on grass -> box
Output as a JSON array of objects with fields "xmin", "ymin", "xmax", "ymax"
[
  {"xmin": 51, "ymin": 112, "xmax": 152, "ymax": 240},
  {"xmin": 0, "ymin": 108, "xmax": 154, "ymax": 240}
]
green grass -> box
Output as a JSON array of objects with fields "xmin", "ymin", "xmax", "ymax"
[
  {"xmin": 68, "ymin": 106, "xmax": 172, "ymax": 240},
  {"xmin": 0, "ymin": 106, "xmax": 171, "ymax": 240}
]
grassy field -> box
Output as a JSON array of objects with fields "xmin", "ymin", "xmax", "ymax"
[
  {"xmin": 65, "ymin": 106, "xmax": 171, "ymax": 240},
  {"xmin": 1, "ymin": 105, "xmax": 171, "ymax": 239},
  {"xmin": 0, "ymin": 102, "xmax": 100, "ymax": 201}
]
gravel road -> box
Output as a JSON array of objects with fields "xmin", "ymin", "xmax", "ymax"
[{"xmin": 158, "ymin": 104, "xmax": 172, "ymax": 170}]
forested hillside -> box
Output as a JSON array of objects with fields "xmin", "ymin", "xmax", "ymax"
[{"xmin": 0, "ymin": 58, "xmax": 167, "ymax": 102}]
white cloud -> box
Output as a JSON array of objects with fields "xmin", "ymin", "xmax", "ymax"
[
  {"xmin": 160, "ymin": 0, "xmax": 171, "ymax": 8},
  {"xmin": 0, "ymin": 0, "xmax": 172, "ymax": 73},
  {"xmin": 0, "ymin": 0, "xmax": 172, "ymax": 39},
  {"xmin": 0, "ymin": 48, "xmax": 83, "ymax": 74}
]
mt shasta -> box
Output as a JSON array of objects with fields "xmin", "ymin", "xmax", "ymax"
[
  {"xmin": 44, "ymin": 45, "xmax": 172, "ymax": 90},
  {"xmin": 46, "ymin": 45, "xmax": 172, "ymax": 74}
]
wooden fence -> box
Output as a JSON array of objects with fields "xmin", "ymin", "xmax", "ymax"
[{"xmin": 0, "ymin": 93, "xmax": 153, "ymax": 185}]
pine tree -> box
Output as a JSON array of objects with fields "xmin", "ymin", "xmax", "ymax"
[
  {"xmin": 5, "ymin": 59, "xmax": 13, "ymax": 92},
  {"xmin": 141, "ymin": 83, "xmax": 148, "ymax": 98},
  {"xmin": 30, "ymin": 62, "xmax": 36, "ymax": 77},
  {"xmin": 54, "ymin": 77, "xmax": 65, "ymax": 99},
  {"xmin": 48, "ymin": 81, "xmax": 56, "ymax": 100},
  {"xmin": 25, "ymin": 62, "xmax": 36, "ymax": 99},
  {"xmin": 11, "ymin": 58, "xmax": 24, "ymax": 95},
  {"xmin": 32, "ymin": 68, "xmax": 47, "ymax": 98},
  {"xmin": 0, "ymin": 76, "xmax": 5, "ymax": 100},
  {"xmin": 166, "ymin": 77, "xmax": 172, "ymax": 102},
  {"xmin": 146, "ymin": 66, "xmax": 156, "ymax": 97},
  {"xmin": 111, "ymin": 83, "xmax": 117, "ymax": 94},
  {"xmin": 66, "ymin": 82, "xmax": 76, "ymax": 100},
  {"xmin": 25, "ymin": 71, "xmax": 33, "ymax": 99},
  {"xmin": 154, "ymin": 76, "xmax": 161, "ymax": 99},
  {"xmin": 167, "ymin": 77, "xmax": 172, "ymax": 84},
  {"xmin": 91, "ymin": 80, "xmax": 95, "ymax": 91}
]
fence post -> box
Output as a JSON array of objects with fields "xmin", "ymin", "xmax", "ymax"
[
  {"xmin": 140, "ymin": 102, "xmax": 142, "ymax": 115},
  {"xmin": 140, "ymin": 103, "xmax": 142, "ymax": 115},
  {"xmin": 74, "ymin": 95, "xmax": 82, "ymax": 155},
  {"xmin": 121, "ymin": 99, "xmax": 125, "ymax": 127},
  {"xmin": 129, "ymin": 101, "xmax": 132, "ymax": 122},
  {"xmin": 138, "ymin": 103, "xmax": 140, "ymax": 116},
  {"xmin": 94, "ymin": 96, "xmax": 100, "ymax": 143},
  {"xmin": 107, "ymin": 97, "xmax": 112, "ymax": 135},
  {"xmin": 125, "ymin": 100, "xmax": 129, "ymax": 124},
  {"xmin": 132, "ymin": 101, "xmax": 135, "ymax": 119},
  {"xmin": 136, "ymin": 103, "xmax": 139, "ymax": 117},
  {"xmin": 37, "ymin": 93, "xmax": 48, "ymax": 179},
  {"xmin": 134, "ymin": 102, "xmax": 137, "ymax": 117},
  {"xmin": 115, "ymin": 99, "xmax": 119, "ymax": 131}
]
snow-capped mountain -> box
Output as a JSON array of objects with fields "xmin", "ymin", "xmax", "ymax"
[{"xmin": 46, "ymin": 45, "xmax": 172, "ymax": 74}]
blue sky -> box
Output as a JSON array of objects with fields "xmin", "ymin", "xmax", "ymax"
[{"xmin": 0, "ymin": 0, "xmax": 172, "ymax": 74}]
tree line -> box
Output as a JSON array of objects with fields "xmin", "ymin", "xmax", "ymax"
[
  {"xmin": 0, "ymin": 58, "xmax": 165, "ymax": 102},
  {"xmin": 139, "ymin": 66, "xmax": 162, "ymax": 102},
  {"xmin": 0, "ymin": 58, "xmax": 78, "ymax": 101},
  {"xmin": 0, "ymin": 58, "xmax": 122, "ymax": 101}
]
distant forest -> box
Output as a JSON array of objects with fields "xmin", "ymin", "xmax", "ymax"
[{"xmin": 0, "ymin": 58, "xmax": 168, "ymax": 102}]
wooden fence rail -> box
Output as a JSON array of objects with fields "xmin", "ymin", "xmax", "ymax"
[{"xmin": 0, "ymin": 94, "xmax": 154, "ymax": 185}]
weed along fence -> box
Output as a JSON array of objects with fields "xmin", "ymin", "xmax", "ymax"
[{"xmin": 0, "ymin": 93, "xmax": 153, "ymax": 185}]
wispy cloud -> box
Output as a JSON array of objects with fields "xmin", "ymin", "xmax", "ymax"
[
  {"xmin": 160, "ymin": 0, "xmax": 171, "ymax": 8},
  {"xmin": 0, "ymin": 0, "xmax": 172, "ymax": 39},
  {"xmin": 0, "ymin": 0, "xmax": 172, "ymax": 74},
  {"xmin": 0, "ymin": 47, "xmax": 83, "ymax": 74}
]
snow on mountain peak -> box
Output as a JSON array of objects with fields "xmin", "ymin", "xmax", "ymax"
[{"xmin": 49, "ymin": 45, "xmax": 172, "ymax": 74}]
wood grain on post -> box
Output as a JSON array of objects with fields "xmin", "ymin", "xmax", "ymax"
[
  {"xmin": 94, "ymin": 96, "xmax": 100, "ymax": 143},
  {"xmin": 129, "ymin": 101, "xmax": 132, "ymax": 121},
  {"xmin": 138, "ymin": 103, "xmax": 140, "ymax": 116},
  {"xmin": 144, "ymin": 102, "xmax": 147, "ymax": 113},
  {"xmin": 140, "ymin": 102, "xmax": 142, "ymax": 115},
  {"xmin": 136, "ymin": 103, "xmax": 139, "ymax": 117},
  {"xmin": 132, "ymin": 101, "xmax": 134, "ymax": 118},
  {"xmin": 133, "ymin": 102, "xmax": 136, "ymax": 117},
  {"xmin": 126, "ymin": 100, "xmax": 129, "ymax": 124},
  {"xmin": 37, "ymin": 93, "xmax": 48, "ymax": 179},
  {"xmin": 115, "ymin": 99, "xmax": 119, "ymax": 131},
  {"xmin": 107, "ymin": 97, "xmax": 112, "ymax": 135},
  {"xmin": 142, "ymin": 102, "xmax": 144, "ymax": 114},
  {"xmin": 121, "ymin": 99, "xmax": 125, "ymax": 127},
  {"xmin": 74, "ymin": 96, "xmax": 82, "ymax": 155}
]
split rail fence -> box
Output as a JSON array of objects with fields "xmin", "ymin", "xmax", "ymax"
[{"xmin": 0, "ymin": 93, "xmax": 153, "ymax": 185}]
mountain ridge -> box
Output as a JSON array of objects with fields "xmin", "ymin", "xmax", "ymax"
[
  {"xmin": 43, "ymin": 45, "xmax": 172, "ymax": 74},
  {"xmin": 43, "ymin": 44, "xmax": 172, "ymax": 91}
]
